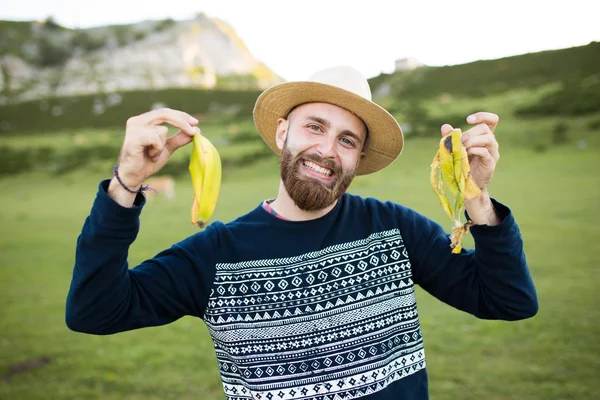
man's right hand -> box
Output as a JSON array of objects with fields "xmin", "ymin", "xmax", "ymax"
[{"xmin": 108, "ymin": 108, "xmax": 200, "ymax": 207}]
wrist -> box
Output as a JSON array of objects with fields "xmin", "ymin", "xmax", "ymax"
[
  {"xmin": 113, "ymin": 164, "xmax": 144, "ymax": 191},
  {"xmin": 465, "ymin": 190, "xmax": 500, "ymax": 226},
  {"xmin": 108, "ymin": 177, "xmax": 139, "ymax": 207}
]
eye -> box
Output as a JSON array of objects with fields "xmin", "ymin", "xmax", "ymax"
[
  {"xmin": 340, "ymin": 137, "xmax": 356, "ymax": 148},
  {"xmin": 307, "ymin": 124, "xmax": 322, "ymax": 132}
]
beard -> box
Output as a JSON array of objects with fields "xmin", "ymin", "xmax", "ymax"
[{"xmin": 279, "ymin": 142, "xmax": 357, "ymax": 212}]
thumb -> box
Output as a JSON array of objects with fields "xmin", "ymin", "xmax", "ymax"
[
  {"xmin": 441, "ymin": 124, "xmax": 454, "ymax": 137},
  {"xmin": 165, "ymin": 128, "xmax": 198, "ymax": 154}
]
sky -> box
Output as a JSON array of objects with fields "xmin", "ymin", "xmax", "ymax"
[{"xmin": 1, "ymin": 0, "xmax": 599, "ymax": 81}]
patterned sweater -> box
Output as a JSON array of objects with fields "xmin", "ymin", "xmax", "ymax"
[{"xmin": 66, "ymin": 179, "xmax": 538, "ymax": 400}]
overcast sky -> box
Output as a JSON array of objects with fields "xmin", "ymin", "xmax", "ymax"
[{"xmin": 2, "ymin": 0, "xmax": 598, "ymax": 81}]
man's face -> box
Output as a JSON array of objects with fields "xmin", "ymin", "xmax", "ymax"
[{"xmin": 275, "ymin": 102, "xmax": 368, "ymax": 211}]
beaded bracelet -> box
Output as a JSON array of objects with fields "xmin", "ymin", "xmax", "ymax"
[{"xmin": 113, "ymin": 164, "xmax": 159, "ymax": 195}]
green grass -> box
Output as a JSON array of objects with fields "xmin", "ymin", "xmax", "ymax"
[{"xmin": 1, "ymin": 127, "xmax": 599, "ymax": 399}]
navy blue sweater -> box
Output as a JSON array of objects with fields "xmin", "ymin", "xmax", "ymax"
[{"xmin": 66, "ymin": 179, "xmax": 538, "ymax": 400}]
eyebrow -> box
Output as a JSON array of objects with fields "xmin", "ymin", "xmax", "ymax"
[{"xmin": 306, "ymin": 116, "xmax": 364, "ymax": 145}]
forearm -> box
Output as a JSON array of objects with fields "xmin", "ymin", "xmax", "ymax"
[
  {"xmin": 66, "ymin": 180, "xmax": 209, "ymax": 335},
  {"xmin": 465, "ymin": 210, "xmax": 538, "ymax": 320},
  {"xmin": 408, "ymin": 200, "xmax": 538, "ymax": 321},
  {"xmin": 66, "ymin": 180, "xmax": 147, "ymax": 334}
]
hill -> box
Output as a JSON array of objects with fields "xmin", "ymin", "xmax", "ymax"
[
  {"xmin": 0, "ymin": 14, "xmax": 282, "ymax": 104},
  {"xmin": 367, "ymin": 41, "xmax": 600, "ymax": 138},
  {"xmin": 369, "ymin": 41, "xmax": 600, "ymax": 100},
  {"xmin": 1, "ymin": 41, "xmax": 599, "ymax": 138}
]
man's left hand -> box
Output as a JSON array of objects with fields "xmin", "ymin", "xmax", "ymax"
[
  {"xmin": 441, "ymin": 112, "xmax": 501, "ymax": 226},
  {"xmin": 441, "ymin": 111, "xmax": 500, "ymax": 192}
]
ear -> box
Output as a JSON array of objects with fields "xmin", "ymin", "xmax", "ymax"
[{"xmin": 275, "ymin": 117, "xmax": 288, "ymax": 151}]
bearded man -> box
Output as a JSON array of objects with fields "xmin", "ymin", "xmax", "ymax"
[{"xmin": 66, "ymin": 66, "xmax": 538, "ymax": 400}]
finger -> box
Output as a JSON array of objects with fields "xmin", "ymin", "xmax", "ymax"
[
  {"xmin": 467, "ymin": 146, "xmax": 495, "ymax": 166},
  {"xmin": 146, "ymin": 136, "xmax": 165, "ymax": 161},
  {"xmin": 166, "ymin": 127, "xmax": 199, "ymax": 155},
  {"xmin": 463, "ymin": 134, "xmax": 497, "ymax": 150},
  {"xmin": 462, "ymin": 123, "xmax": 493, "ymax": 142},
  {"xmin": 154, "ymin": 125, "xmax": 169, "ymax": 146},
  {"xmin": 149, "ymin": 108, "xmax": 199, "ymax": 134},
  {"xmin": 133, "ymin": 108, "xmax": 199, "ymax": 135},
  {"xmin": 441, "ymin": 124, "xmax": 454, "ymax": 136},
  {"xmin": 128, "ymin": 127, "xmax": 165, "ymax": 160},
  {"xmin": 466, "ymin": 112, "xmax": 499, "ymax": 132},
  {"xmin": 154, "ymin": 125, "xmax": 169, "ymax": 136},
  {"xmin": 463, "ymin": 134, "xmax": 499, "ymax": 159}
]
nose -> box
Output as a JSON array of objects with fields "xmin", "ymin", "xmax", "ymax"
[{"xmin": 316, "ymin": 134, "xmax": 337, "ymax": 158}]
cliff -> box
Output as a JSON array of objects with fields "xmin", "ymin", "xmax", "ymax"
[{"xmin": 0, "ymin": 14, "xmax": 283, "ymax": 104}]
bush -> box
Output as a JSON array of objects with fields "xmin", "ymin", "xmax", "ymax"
[
  {"xmin": 0, "ymin": 88, "xmax": 262, "ymax": 135},
  {"xmin": 393, "ymin": 101, "xmax": 467, "ymax": 138},
  {"xmin": 155, "ymin": 18, "xmax": 176, "ymax": 32},
  {"xmin": 71, "ymin": 31, "xmax": 106, "ymax": 52},
  {"xmin": 0, "ymin": 140, "xmax": 275, "ymax": 177},
  {"xmin": 110, "ymin": 26, "xmax": 132, "ymax": 46},
  {"xmin": 37, "ymin": 35, "xmax": 71, "ymax": 67},
  {"xmin": 133, "ymin": 31, "xmax": 148, "ymax": 42},
  {"xmin": 587, "ymin": 116, "xmax": 600, "ymax": 130},
  {"xmin": 0, "ymin": 144, "xmax": 120, "ymax": 176},
  {"xmin": 552, "ymin": 122, "xmax": 569, "ymax": 145},
  {"xmin": 515, "ymin": 78, "xmax": 600, "ymax": 116}
]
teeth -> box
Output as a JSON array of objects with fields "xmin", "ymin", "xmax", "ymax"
[{"xmin": 304, "ymin": 160, "xmax": 332, "ymax": 176}]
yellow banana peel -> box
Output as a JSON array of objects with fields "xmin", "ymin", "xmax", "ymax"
[
  {"xmin": 189, "ymin": 133, "xmax": 222, "ymax": 228},
  {"xmin": 430, "ymin": 128, "xmax": 482, "ymax": 254}
]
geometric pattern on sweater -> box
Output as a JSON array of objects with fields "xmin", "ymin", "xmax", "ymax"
[{"xmin": 204, "ymin": 229, "xmax": 425, "ymax": 400}]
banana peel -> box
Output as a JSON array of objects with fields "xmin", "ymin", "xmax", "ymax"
[
  {"xmin": 189, "ymin": 133, "xmax": 222, "ymax": 228},
  {"xmin": 430, "ymin": 129, "xmax": 482, "ymax": 253}
]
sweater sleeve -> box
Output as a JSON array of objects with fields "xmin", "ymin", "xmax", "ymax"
[
  {"xmin": 65, "ymin": 179, "xmax": 218, "ymax": 335},
  {"xmin": 395, "ymin": 199, "xmax": 538, "ymax": 321}
]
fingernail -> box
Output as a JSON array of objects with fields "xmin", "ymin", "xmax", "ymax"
[
  {"xmin": 467, "ymin": 115, "xmax": 476, "ymax": 123},
  {"xmin": 194, "ymin": 127, "xmax": 201, "ymax": 135},
  {"xmin": 189, "ymin": 116, "xmax": 199, "ymax": 125}
]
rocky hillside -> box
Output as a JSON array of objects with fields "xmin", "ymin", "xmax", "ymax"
[{"xmin": 0, "ymin": 14, "xmax": 282, "ymax": 104}]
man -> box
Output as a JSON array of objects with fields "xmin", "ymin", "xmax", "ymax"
[{"xmin": 66, "ymin": 66, "xmax": 538, "ymax": 400}]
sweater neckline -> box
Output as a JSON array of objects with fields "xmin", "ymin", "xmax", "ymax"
[{"xmin": 258, "ymin": 194, "xmax": 346, "ymax": 227}]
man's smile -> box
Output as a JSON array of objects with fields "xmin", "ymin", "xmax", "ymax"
[{"xmin": 301, "ymin": 159, "xmax": 335, "ymax": 183}]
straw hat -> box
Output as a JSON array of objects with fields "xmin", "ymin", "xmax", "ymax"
[{"xmin": 253, "ymin": 65, "xmax": 404, "ymax": 175}]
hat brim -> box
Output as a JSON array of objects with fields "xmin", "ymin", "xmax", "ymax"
[{"xmin": 253, "ymin": 81, "xmax": 404, "ymax": 175}]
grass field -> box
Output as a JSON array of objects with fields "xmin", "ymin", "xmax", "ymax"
[{"xmin": 1, "ymin": 120, "xmax": 599, "ymax": 399}]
